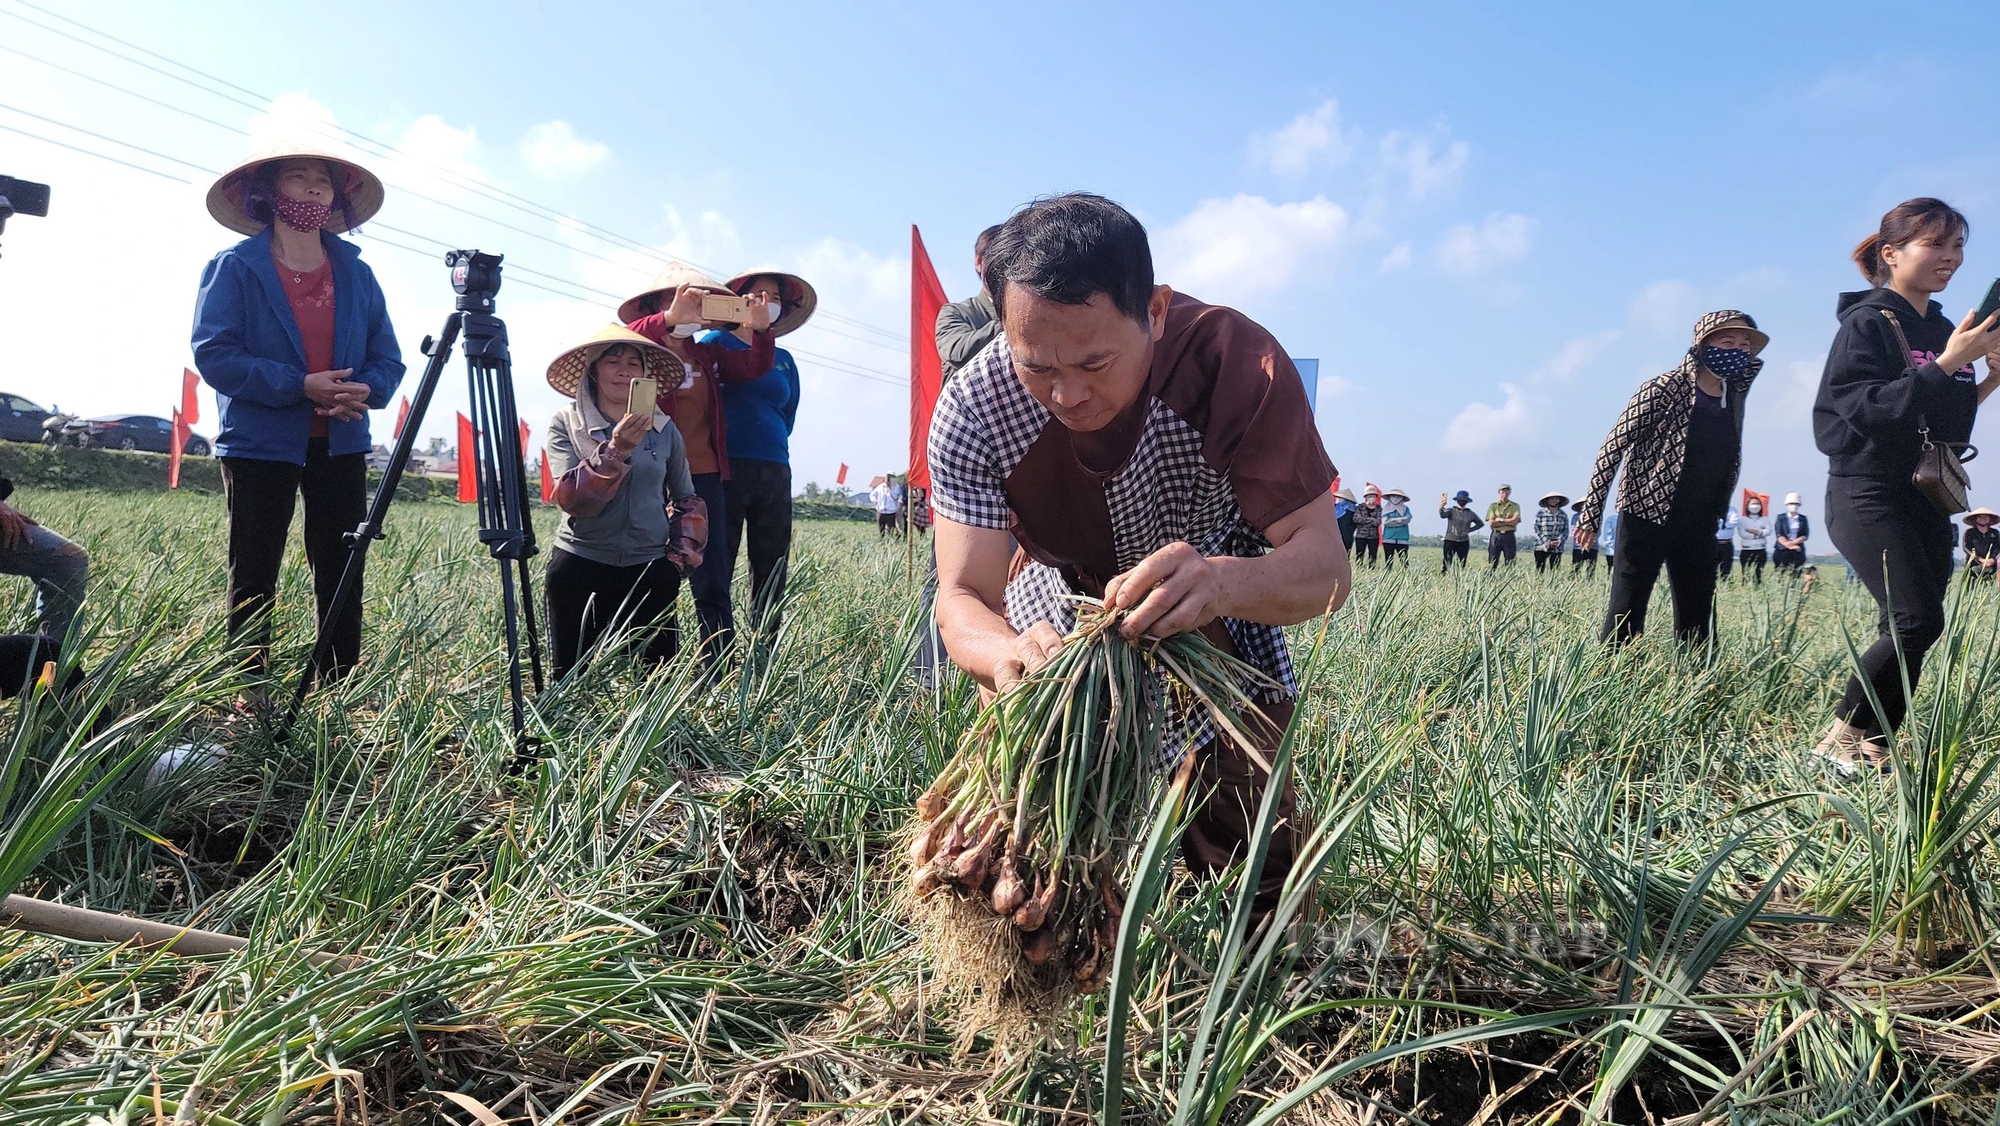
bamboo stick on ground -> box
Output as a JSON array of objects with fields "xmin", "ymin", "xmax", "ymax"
[{"xmin": 0, "ymin": 893, "xmax": 346, "ymax": 967}]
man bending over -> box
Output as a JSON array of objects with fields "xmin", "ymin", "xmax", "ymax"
[{"xmin": 929, "ymin": 193, "xmax": 1347, "ymax": 912}]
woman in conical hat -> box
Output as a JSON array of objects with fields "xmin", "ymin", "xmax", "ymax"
[
  {"xmin": 542, "ymin": 326, "xmax": 707, "ymax": 679},
  {"xmin": 699, "ymin": 269, "xmax": 815, "ymax": 637},
  {"xmin": 619, "ymin": 263, "xmax": 781, "ymax": 659},
  {"xmin": 190, "ymin": 139, "xmax": 402, "ymax": 707},
  {"xmin": 1963, "ymin": 507, "xmax": 2000, "ymax": 580},
  {"xmin": 1377, "ymin": 487, "xmax": 1412, "ymax": 567}
]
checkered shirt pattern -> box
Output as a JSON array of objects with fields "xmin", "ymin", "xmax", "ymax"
[
  {"xmin": 929, "ymin": 337, "xmax": 1297, "ymax": 761},
  {"xmin": 1533, "ymin": 507, "xmax": 1570, "ymax": 552}
]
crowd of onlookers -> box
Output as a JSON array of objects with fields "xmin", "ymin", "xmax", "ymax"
[{"xmin": 1331, "ymin": 484, "xmax": 1830, "ymax": 584}]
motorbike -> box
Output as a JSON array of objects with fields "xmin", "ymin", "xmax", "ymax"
[{"xmin": 41, "ymin": 412, "xmax": 81, "ymax": 448}]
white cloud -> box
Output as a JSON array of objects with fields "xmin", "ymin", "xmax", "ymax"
[
  {"xmin": 1380, "ymin": 243, "xmax": 1412, "ymax": 272},
  {"xmin": 1379, "ymin": 131, "xmax": 1468, "ymax": 201},
  {"xmin": 778, "ymin": 238, "xmax": 910, "ymax": 487},
  {"xmin": 1436, "ymin": 212, "xmax": 1534, "ymax": 275},
  {"xmin": 1628, "ymin": 279, "xmax": 1696, "ymax": 335},
  {"xmin": 1155, "ymin": 194, "xmax": 1349, "ymax": 301},
  {"xmin": 1532, "ymin": 331, "xmax": 1621, "ymax": 385},
  {"xmin": 246, "ymin": 91, "xmax": 348, "ymax": 150},
  {"xmin": 386, "ymin": 114, "xmax": 484, "ymax": 201},
  {"xmin": 1249, "ymin": 100, "xmax": 1353, "ymax": 178},
  {"xmin": 519, "ymin": 120, "xmax": 609, "ymax": 178},
  {"xmin": 1442, "ymin": 383, "xmax": 1531, "ymax": 453}
]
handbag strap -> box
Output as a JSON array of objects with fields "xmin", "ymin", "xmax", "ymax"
[{"xmin": 1875, "ymin": 308, "xmax": 1935, "ymax": 444}]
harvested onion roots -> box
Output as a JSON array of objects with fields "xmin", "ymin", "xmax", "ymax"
[{"xmin": 908, "ymin": 602, "xmax": 1274, "ymax": 995}]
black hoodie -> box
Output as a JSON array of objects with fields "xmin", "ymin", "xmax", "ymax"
[{"xmin": 1813, "ymin": 288, "xmax": 1978, "ymax": 479}]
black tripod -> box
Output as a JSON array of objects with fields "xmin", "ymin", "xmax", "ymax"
[{"xmin": 285, "ymin": 249, "xmax": 544, "ymax": 761}]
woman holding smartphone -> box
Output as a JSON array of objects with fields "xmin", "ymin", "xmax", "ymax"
[
  {"xmin": 543, "ymin": 326, "xmax": 708, "ymax": 679},
  {"xmin": 619, "ymin": 266, "xmax": 775, "ymax": 660},
  {"xmin": 1810, "ymin": 198, "xmax": 2000, "ymax": 774}
]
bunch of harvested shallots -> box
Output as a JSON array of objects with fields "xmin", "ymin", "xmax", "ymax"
[{"xmin": 906, "ymin": 603, "xmax": 1272, "ymax": 1003}]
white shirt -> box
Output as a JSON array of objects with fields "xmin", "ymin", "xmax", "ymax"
[{"xmin": 870, "ymin": 482, "xmax": 900, "ymax": 515}]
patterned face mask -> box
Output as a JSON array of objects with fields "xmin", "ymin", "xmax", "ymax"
[
  {"xmin": 1701, "ymin": 346, "xmax": 1754, "ymax": 380},
  {"xmin": 273, "ymin": 194, "xmax": 333, "ymax": 233}
]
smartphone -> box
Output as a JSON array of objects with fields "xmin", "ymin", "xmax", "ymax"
[
  {"xmin": 699, "ymin": 293, "xmax": 753, "ymax": 324},
  {"xmin": 626, "ymin": 377, "xmax": 658, "ymax": 420},
  {"xmin": 1977, "ymin": 278, "xmax": 2000, "ymax": 327}
]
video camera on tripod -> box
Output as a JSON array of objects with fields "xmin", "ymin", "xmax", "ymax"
[
  {"xmin": 287, "ymin": 248, "xmax": 546, "ymax": 764},
  {"xmin": 0, "ymin": 174, "xmax": 53, "ymax": 260}
]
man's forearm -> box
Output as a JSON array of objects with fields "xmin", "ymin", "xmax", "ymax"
[
  {"xmin": 1210, "ymin": 526, "xmax": 1348, "ymax": 626},
  {"xmin": 936, "ymin": 587, "xmax": 1020, "ymax": 690}
]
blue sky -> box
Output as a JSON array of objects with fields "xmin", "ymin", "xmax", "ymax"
[{"xmin": 5, "ymin": 0, "xmax": 2000, "ymax": 526}]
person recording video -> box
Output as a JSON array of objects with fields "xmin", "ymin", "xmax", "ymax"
[
  {"xmin": 618, "ymin": 266, "xmax": 776, "ymax": 660},
  {"xmin": 697, "ymin": 270, "xmax": 813, "ymax": 640},
  {"xmin": 190, "ymin": 142, "xmax": 403, "ymax": 713},
  {"xmin": 542, "ymin": 327, "xmax": 708, "ymax": 679}
]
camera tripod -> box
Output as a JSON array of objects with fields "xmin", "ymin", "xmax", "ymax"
[{"xmin": 284, "ymin": 249, "xmax": 544, "ymax": 763}]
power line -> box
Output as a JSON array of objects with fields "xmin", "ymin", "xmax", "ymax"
[
  {"xmin": 0, "ymin": 43, "xmax": 245, "ymax": 136},
  {"xmin": 5, "ymin": 79, "xmax": 910, "ymax": 385},
  {"xmin": 12, "ymin": 0, "xmax": 271, "ymax": 103},
  {"xmin": 0, "ymin": 41, "xmax": 663, "ymax": 279},
  {"xmin": 1, "ymin": 0, "xmax": 914, "ymax": 344},
  {"xmin": 354, "ymin": 231, "xmax": 614, "ymax": 306},
  {"xmin": 0, "ymin": 121, "xmax": 189, "ymax": 181},
  {"xmin": 0, "ymin": 101, "xmax": 218, "ymax": 174}
]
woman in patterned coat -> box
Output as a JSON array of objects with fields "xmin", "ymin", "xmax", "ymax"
[{"xmin": 1573, "ymin": 311, "xmax": 1767, "ymax": 645}]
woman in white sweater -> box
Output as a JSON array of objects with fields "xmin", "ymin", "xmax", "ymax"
[{"xmin": 1735, "ymin": 496, "xmax": 1772, "ymax": 585}]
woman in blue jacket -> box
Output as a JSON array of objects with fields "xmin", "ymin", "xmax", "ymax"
[
  {"xmin": 191, "ymin": 143, "xmax": 403, "ymax": 701},
  {"xmin": 720, "ymin": 269, "xmax": 812, "ymax": 637}
]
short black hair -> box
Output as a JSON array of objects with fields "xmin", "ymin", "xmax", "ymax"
[
  {"xmin": 974, "ymin": 224, "xmax": 1004, "ymax": 258},
  {"xmin": 983, "ymin": 193, "xmax": 1154, "ymax": 326}
]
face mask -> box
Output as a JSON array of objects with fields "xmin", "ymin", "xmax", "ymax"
[
  {"xmin": 762, "ymin": 301, "xmax": 783, "ymax": 325},
  {"xmin": 1787, "ymin": 504, "xmax": 1800, "ymax": 513},
  {"xmin": 670, "ymin": 321, "xmax": 701, "ymax": 338},
  {"xmin": 272, "ymin": 194, "xmax": 333, "ymax": 233},
  {"xmin": 1701, "ymin": 346, "xmax": 1754, "ymax": 380}
]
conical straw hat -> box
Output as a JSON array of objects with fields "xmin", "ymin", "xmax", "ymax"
[
  {"xmin": 724, "ymin": 268, "xmax": 817, "ymax": 336},
  {"xmin": 616, "ymin": 262, "xmax": 735, "ymax": 324},
  {"xmin": 1963, "ymin": 507, "xmax": 1999, "ymax": 526},
  {"xmin": 206, "ymin": 137, "xmax": 384, "ymax": 235},
  {"xmin": 545, "ymin": 325, "xmax": 686, "ymax": 398}
]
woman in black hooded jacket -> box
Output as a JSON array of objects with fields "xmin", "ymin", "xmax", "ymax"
[{"xmin": 1810, "ymin": 198, "xmax": 2000, "ymax": 774}]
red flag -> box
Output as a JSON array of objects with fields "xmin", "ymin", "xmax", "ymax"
[
  {"xmin": 393, "ymin": 396, "xmax": 411, "ymax": 439},
  {"xmin": 456, "ymin": 412, "xmax": 477, "ymax": 503},
  {"xmin": 180, "ymin": 368, "xmax": 200, "ymax": 426},
  {"xmin": 908, "ymin": 226, "xmax": 947, "ymax": 492},
  {"xmin": 519, "ymin": 420, "xmax": 531, "ymax": 454},
  {"xmin": 540, "ymin": 450, "xmax": 555, "ymax": 503},
  {"xmin": 168, "ymin": 408, "xmax": 187, "ymax": 489},
  {"xmin": 836, "ymin": 463, "xmax": 849, "ymax": 486}
]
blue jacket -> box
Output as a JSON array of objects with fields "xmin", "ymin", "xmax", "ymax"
[
  {"xmin": 191, "ymin": 228, "xmax": 404, "ymax": 463},
  {"xmin": 698, "ymin": 330, "xmax": 799, "ymax": 465}
]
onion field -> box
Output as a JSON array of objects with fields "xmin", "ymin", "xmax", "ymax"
[{"xmin": 3, "ymin": 488, "xmax": 2000, "ymax": 1124}]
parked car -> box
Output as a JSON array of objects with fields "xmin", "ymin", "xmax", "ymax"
[
  {"xmin": 0, "ymin": 394, "xmax": 54, "ymax": 443},
  {"xmin": 78, "ymin": 414, "xmax": 211, "ymax": 456}
]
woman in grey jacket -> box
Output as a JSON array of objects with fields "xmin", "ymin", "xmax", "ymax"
[{"xmin": 543, "ymin": 326, "xmax": 708, "ymax": 679}]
